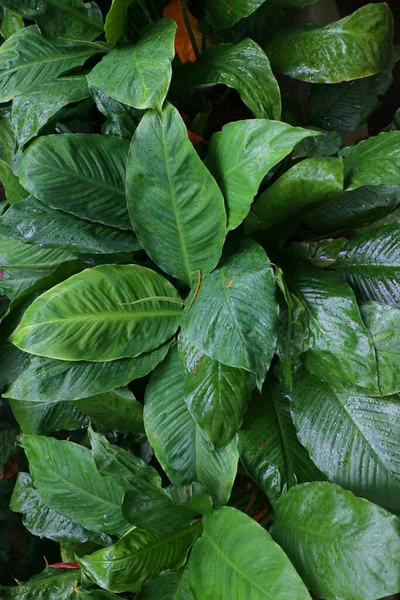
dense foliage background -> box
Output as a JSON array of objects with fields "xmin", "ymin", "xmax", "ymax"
[{"xmin": 0, "ymin": 0, "xmax": 399, "ymax": 599}]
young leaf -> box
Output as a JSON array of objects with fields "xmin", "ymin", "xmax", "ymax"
[
  {"xmin": 267, "ymin": 4, "xmax": 394, "ymax": 83},
  {"xmin": 182, "ymin": 239, "xmax": 278, "ymax": 385},
  {"xmin": 291, "ymin": 372, "xmax": 400, "ymax": 511},
  {"xmin": 136, "ymin": 568, "xmax": 193, "ymax": 600},
  {"xmin": 88, "ymin": 19, "xmax": 177, "ymax": 113},
  {"xmin": 271, "ymin": 482, "xmax": 400, "ymax": 600},
  {"xmin": 144, "ymin": 345, "xmax": 239, "ymax": 506},
  {"xmin": 78, "ymin": 521, "xmax": 202, "ymax": 593},
  {"xmin": 126, "ymin": 102, "xmax": 226, "ymax": 285},
  {"xmin": 19, "ymin": 134, "xmax": 132, "ymax": 230},
  {"xmin": 0, "ymin": 568, "xmax": 81, "ymax": 600},
  {"xmin": 10, "ymin": 264, "xmax": 181, "ymax": 361},
  {"xmin": 188, "ymin": 507, "xmax": 311, "ymax": 600},
  {"xmin": 176, "ymin": 39, "xmax": 281, "ymax": 120}
]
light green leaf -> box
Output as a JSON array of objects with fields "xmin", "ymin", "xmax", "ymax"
[
  {"xmin": 0, "ymin": 8, "xmax": 23, "ymax": 40},
  {"xmin": 179, "ymin": 332, "xmax": 255, "ymax": 448},
  {"xmin": 253, "ymin": 157, "xmax": 343, "ymax": 228},
  {"xmin": 0, "ymin": 25, "xmax": 106, "ymax": 103},
  {"xmin": 238, "ymin": 382, "xmax": 323, "ymax": 505},
  {"xmin": 22, "ymin": 434, "xmax": 130, "ymax": 536},
  {"xmin": 271, "ymin": 482, "xmax": 400, "ymax": 600},
  {"xmin": 205, "ymin": 119, "xmax": 316, "ymax": 230},
  {"xmin": 76, "ymin": 388, "xmax": 143, "ymax": 433},
  {"xmin": 10, "ymin": 398, "xmax": 87, "ymax": 434},
  {"xmin": 19, "ymin": 133, "xmax": 131, "ymax": 230},
  {"xmin": 176, "ymin": 39, "xmax": 281, "ymax": 120},
  {"xmin": 144, "ymin": 345, "xmax": 239, "ymax": 506},
  {"xmin": 126, "ymin": 102, "xmax": 226, "ymax": 285},
  {"xmin": 78, "ymin": 521, "xmax": 202, "ymax": 593},
  {"xmin": 0, "ymin": 568, "xmax": 81, "ymax": 600},
  {"xmin": 136, "ymin": 568, "xmax": 193, "ymax": 600},
  {"xmin": 291, "ymin": 372, "xmax": 400, "ymax": 510},
  {"xmin": 10, "ymin": 264, "xmax": 181, "ymax": 361},
  {"xmin": 104, "ymin": 0, "xmax": 132, "ymax": 45},
  {"xmin": 12, "ymin": 76, "xmax": 90, "ymax": 146},
  {"xmin": 182, "ymin": 239, "xmax": 278, "ymax": 385},
  {"xmin": 0, "ymin": 159, "xmax": 28, "ymax": 204},
  {"xmin": 188, "ymin": 506, "xmax": 311, "ymax": 600},
  {"xmin": 88, "ymin": 19, "xmax": 176, "ymax": 112},
  {"xmin": 267, "ymin": 4, "xmax": 394, "ymax": 83},
  {"xmin": 205, "ymin": 0, "xmax": 265, "ymax": 28}
]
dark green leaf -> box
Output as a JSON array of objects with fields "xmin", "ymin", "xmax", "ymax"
[
  {"xmin": 288, "ymin": 238, "xmax": 347, "ymax": 268},
  {"xmin": 0, "ymin": 568, "xmax": 81, "ymax": 600},
  {"xmin": 10, "ymin": 398, "xmax": 87, "ymax": 434},
  {"xmin": 136, "ymin": 568, "xmax": 193, "ymax": 600},
  {"xmin": 89, "ymin": 84, "xmax": 141, "ymax": 139},
  {"xmin": 205, "ymin": 0, "xmax": 266, "ymax": 29},
  {"xmin": 0, "ymin": 425, "xmax": 19, "ymax": 471},
  {"xmin": 76, "ymin": 388, "xmax": 143, "ymax": 433},
  {"xmin": 292, "ymin": 129, "xmax": 341, "ymax": 159}
]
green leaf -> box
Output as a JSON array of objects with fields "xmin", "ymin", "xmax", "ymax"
[
  {"xmin": 0, "ymin": 198, "xmax": 140, "ymax": 255},
  {"xmin": 88, "ymin": 19, "xmax": 176, "ymax": 112},
  {"xmin": 10, "ymin": 264, "xmax": 181, "ymax": 361},
  {"xmin": 238, "ymin": 382, "xmax": 323, "ymax": 505},
  {"xmin": 5, "ymin": 341, "xmax": 171, "ymax": 402},
  {"xmin": 0, "ymin": 25, "xmax": 106, "ymax": 103},
  {"xmin": 89, "ymin": 84, "xmax": 140, "ymax": 139},
  {"xmin": 188, "ymin": 506, "xmax": 311, "ymax": 600},
  {"xmin": 11, "ymin": 76, "xmax": 90, "ymax": 146},
  {"xmin": 286, "ymin": 264, "xmax": 379, "ymax": 393},
  {"xmin": 205, "ymin": 119, "xmax": 317, "ymax": 230},
  {"xmin": 0, "ymin": 8, "xmax": 24, "ymax": 40},
  {"xmin": 292, "ymin": 129, "xmax": 341, "ymax": 160},
  {"xmin": 78, "ymin": 521, "xmax": 202, "ymax": 593},
  {"xmin": 271, "ymin": 482, "xmax": 400, "ymax": 600},
  {"xmin": 0, "ymin": 159, "xmax": 29, "ymax": 204},
  {"xmin": 104, "ymin": 0, "xmax": 132, "ymax": 45},
  {"xmin": 335, "ymin": 223, "xmax": 400, "ymax": 307},
  {"xmin": 0, "ymin": 426, "xmax": 19, "ymax": 471},
  {"xmin": 253, "ymin": 157, "xmax": 344, "ymax": 229},
  {"xmin": 205, "ymin": 0, "xmax": 265, "ymax": 29},
  {"xmin": 19, "ymin": 133, "xmax": 131, "ymax": 230},
  {"xmin": 182, "ymin": 239, "xmax": 278, "ymax": 385},
  {"xmin": 10, "ymin": 472, "xmax": 110, "ymax": 545},
  {"xmin": 22, "ymin": 434, "xmax": 130, "ymax": 536},
  {"xmin": 0, "ymin": 568, "xmax": 81, "ymax": 600},
  {"xmin": 291, "ymin": 371, "xmax": 400, "ymax": 510},
  {"xmin": 176, "ymin": 40, "xmax": 281, "ymax": 121},
  {"xmin": 179, "ymin": 332, "xmax": 255, "ymax": 448},
  {"xmin": 136, "ymin": 568, "xmax": 193, "ymax": 600},
  {"xmin": 144, "ymin": 345, "xmax": 239, "ymax": 505},
  {"xmin": 361, "ymin": 301, "xmax": 400, "ymax": 395},
  {"xmin": 76, "ymin": 591, "xmax": 121, "ymax": 600},
  {"xmin": 10, "ymin": 398, "xmax": 87, "ymax": 434},
  {"xmin": 288, "ymin": 238, "xmax": 347, "ymax": 269},
  {"xmin": 126, "ymin": 102, "xmax": 226, "ymax": 285},
  {"xmin": 76, "ymin": 388, "xmax": 144, "ymax": 433},
  {"xmin": 267, "ymin": 4, "xmax": 394, "ymax": 83}
]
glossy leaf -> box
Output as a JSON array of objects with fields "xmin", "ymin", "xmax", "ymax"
[
  {"xmin": 291, "ymin": 371, "xmax": 400, "ymax": 510},
  {"xmin": 88, "ymin": 20, "xmax": 176, "ymax": 112},
  {"xmin": 76, "ymin": 388, "xmax": 144, "ymax": 434},
  {"xmin": 105, "ymin": 0, "xmax": 132, "ymax": 45},
  {"xmin": 288, "ymin": 238, "xmax": 347, "ymax": 269},
  {"xmin": 267, "ymin": 4, "xmax": 394, "ymax": 83},
  {"xmin": 89, "ymin": 84, "xmax": 140, "ymax": 139},
  {"xmin": 10, "ymin": 398, "xmax": 87, "ymax": 434},
  {"xmin": 0, "ymin": 159, "xmax": 28, "ymax": 204},
  {"xmin": 144, "ymin": 345, "xmax": 239, "ymax": 506},
  {"xmin": 253, "ymin": 157, "xmax": 344, "ymax": 228},
  {"xmin": 205, "ymin": 0, "xmax": 265, "ymax": 28},
  {"xmin": 19, "ymin": 133, "xmax": 131, "ymax": 230},
  {"xmin": 78, "ymin": 521, "xmax": 202, "ymax": 593},
  {"xmin": 10, "ymin": 264, "xmax": 181, "ymax": 361},
  {"xmin": 0, "ymin": 8, "xmax": 23, "ymax": 39},
  {"xmin": 188, "ymin": 507, "xmax": 311, "ymax": 600},
  {"xmin": 22, "ymin": 434, "xmax": 130, "ymax": 536},
  {"xmin": 136, "ymin": 568, "xmax": 193, "ymax": 600},
  {"xmin": 176, "ymin": 40, "xmax": 281, "ymax": 120},
  {"xmin": 271, "ymin": 482, "xmax": 400, "ymax": 600},
  {"xmin": 182, "ymin": 239, "xmax": 278, "ymax": 385},
  {"xmin": 0, "ymin": 25, "xmax": 105, "ymax": 103},
  {"xmin": 238, "ymin": 382, "xmax": 323, "ymax": 505},
  {"xmin": 0, "ymin": 568, "xmax": 81, "ymax": 600},
  {"xmin": 126, "ymin": 102, "xmax": 226, "ymax": 285},
  {"xmin": 205, "ymin": 119, "xmax": 316, "ymax": 230}
]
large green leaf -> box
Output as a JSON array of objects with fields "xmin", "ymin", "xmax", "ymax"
[
  {"xmin": 176, "ymin": 40, "xmax": 281, "ymax": 120},
  {"xmin": 11, "ymin": 76, "xmax": 90, "ymax": 146},
  {"xmin": 78, "ymin": 521, "xmax": 202, "ymax": 593},
  {"xmin": 238, "ymin": 382, "xmax": 323, "ymax": 505},
  {"xmin": 22, "ymin": 434, "xmax": 130, "ymax": 536},
  {"xmin": 10, "ymin": 264, "xmax": 181, "ymax": 361},
  {"xmin": 136, "ymin": 569, "xmax": 193, "ymax": 600},
  {"xmin": 291, "ymin": 371, "xmax": 400, "ymax": 511},
  {"xmin": 104, "ymin": 0, "xmax": 132, "ymax": 45},
  {"xmin": 286, "ymin": 264, "xmax": 379, "ymax": 393},
  {"xmin": 182, "ymin": 239, "xmax": 278, "ymax": 385},
  {"xmin": 0, "ymin": 25, "xmax": 106, "ymax": 102},
  {"xmin": 0, "ymin": 568, "xmax": 81, "ymax": 600},
  {"xmin": 205, "ymin": 120, "xmax": 316, "ymax": 230},
  {"xmin": 271, "ymin": 482, "xmax": 400, "ymax": 600},
  {"xmin": 126, "ymin": 102, "xmax": 226, "ymax": 285},
  {"xmin": 335, "ymin": 223, "xmax": 400, "ymax": 307},
  {"xmin": 76, "ymin": 388, "xmax": 144, "ymax": 433},
  {"xmin": 5, "ymin": 341, "xmax": 171, "ymax": 402},
  {"xmin": 19, "ymin": 133, "xmax": 131, "ymax": 230},
  {"xmin": 179, "ymin": 332, "xmax": 255, "ymax": 448},
  {"xmin": 10, "ymin": 398, "xmax": 87, "ymax": 434},
  {"xmin": 88, "ymin": 20, "xmax": 176, "ymax": 113},
  {"xmin": 188, "ymin": 506, "xmax": 311, "ymax": 600},
  {"xmin": 253, "ymin": 157, "xmax": 343, "ymax": 228},
  {"xmin": 267, "ymin": 4, "xmax": 394, "ymax": 84},
  {"xmin": 10, "ymin": 472, "xmax": 110, "ymax": 545},
  {"xmin": 144, "ymin": 345, "xmax": 239, "ymax": 506},
  {"xmin": 361, "ymin": 301, "xmax": 400, "ymax": 396},
  {"xmin": 205, "ymin": 0, "xmax": 265, "ymax": 28}
]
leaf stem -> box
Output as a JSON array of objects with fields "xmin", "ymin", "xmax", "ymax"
[
  {"xmin": 180, "ymin": 0, "xmax": 201, "ymax": 61},
  {"xmin": 138, "ymin": 0, "xmax": 153, "ymax": 22}
]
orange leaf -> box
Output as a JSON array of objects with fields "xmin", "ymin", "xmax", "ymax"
[
  {"xmin": 163, "ymin": 1, "xmax": 207, "ymax": 63},
  {"xmin": 188, "ymin": 130, "xmax": 207, "ymax": 145}
]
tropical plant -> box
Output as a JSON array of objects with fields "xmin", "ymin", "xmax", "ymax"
[{"xmin": 0, "ymin": 0, "xmax": 399, "ymax": 599}]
